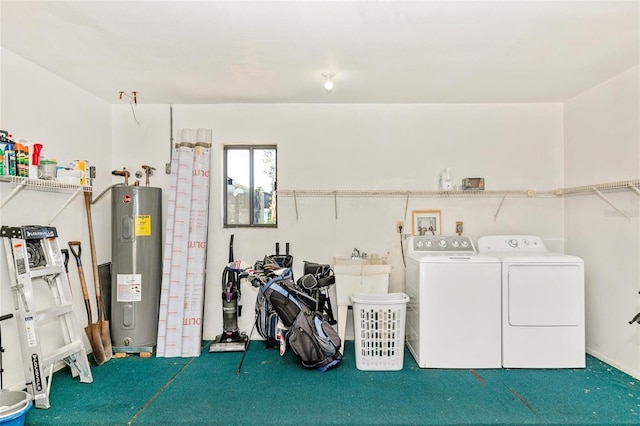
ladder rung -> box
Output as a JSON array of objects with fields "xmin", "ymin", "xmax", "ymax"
[
  {"xmin": 42, "ymin": 340, "xmax": 85, "ymax": 367},
  {"xmin": 36, "ymin": 303, "xmax": 74, "ymax": 322},
  {"xmin": 30, "ymin": 265, "xmax": 64, "ymax": 278}
]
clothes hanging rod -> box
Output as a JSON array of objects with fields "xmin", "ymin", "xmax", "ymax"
[
  {"xmin": 276, "ymin": 179, "xmax": 640, "ymax": 199},
  {"xmin": 276, "ymin": 189, "xmax": 549, "ymax": 198}
]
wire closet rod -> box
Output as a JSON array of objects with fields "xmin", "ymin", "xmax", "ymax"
[{"xmin": 276, "ymin": 179, "xmax": 640, "ymax": 199}]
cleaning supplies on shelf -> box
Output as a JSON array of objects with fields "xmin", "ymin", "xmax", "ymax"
[
  {"xmin": 56, "ymin": 167, "xmax": 82, "ymax": 185},
  {"xmin": 438, "ymin": 168, "xmax": 453, "ymax": 190},
  {"xmin": 38, "ymin": 159, "xmax": 57, "ymax": 180},
  {"xmin": 30, "ymin": 143, "xmax": 43, "ymax": 179}
]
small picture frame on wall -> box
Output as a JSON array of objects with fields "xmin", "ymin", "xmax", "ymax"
[{"xmin": 412, "ymin": 210, "xmax": 442, "ymax": 236}]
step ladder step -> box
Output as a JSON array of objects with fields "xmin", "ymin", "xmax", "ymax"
[
  {"xmin": 36, "ymin": 304, "xmax": 74, "ymax": 322},
  {"xmin": 29, "ymin": 265, "xmax": 64, "ymax": 278},
  {"xmin": 42, "ymin": 340, "xmax": 85, "ymax": 368}
]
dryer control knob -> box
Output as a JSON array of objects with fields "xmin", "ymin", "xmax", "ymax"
[
  {"xmin": 439, "ymin": 239, "xmax": 447, "ymax": 248},
  {"xmin": 508, "ymin": 239, "xmax": 518, "ymax": 248}
]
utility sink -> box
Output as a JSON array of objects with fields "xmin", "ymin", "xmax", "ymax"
[
  {"xmin": 333, "ymin": 257, "xmax": 391, "ymax": 276},
  {"xmin": 332, "ymin": 256, "xmax": 391, "ymax": 354}
]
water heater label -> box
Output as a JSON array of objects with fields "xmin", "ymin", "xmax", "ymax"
[
  {"xmin": 117, "ymin": 274, "xmax": 142, "ymax": 302},
  {"xmin": 135, "ymin": 215, "xmax": 151, "ymax": 236}
]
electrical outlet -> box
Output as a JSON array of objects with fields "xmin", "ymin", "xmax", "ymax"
[
  {"xmin": 396, "ymin": 221, "xmax": 404, "ymax": 233},
  {"xmin": 455, "ymin": 221, "xmax": 463, "ymax": 235}
]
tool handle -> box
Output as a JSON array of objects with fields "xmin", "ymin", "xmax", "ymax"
[
  {"xmin": 0, "ymin": 314, "xmax": 13, "ymax": 322},
  {"xmin": 84, "ymin": 191, "xmax": 106, "ymax": 325},
  {"xmin": 228, "ymin": 234, "xmax": 234, "ymax": 263},
  {"xmin": 69, "ymin": 256, "xmax": 93, "ymax": 316},
  {"xmin": 68, "ymin": 241, "xmax": 82, "ymax": 266},
  {"xmin": 61, "ymin": 249, "xmax": 70, "ymax": 273}
]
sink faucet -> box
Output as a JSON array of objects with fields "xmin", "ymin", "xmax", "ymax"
[{"xmin": 351, "ymin": 249, "xmax": 369, "ymax": 259}]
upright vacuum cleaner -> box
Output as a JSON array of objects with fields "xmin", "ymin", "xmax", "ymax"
[{"xmin": 209, "ymin": 235, "xmax": 250, "ymax": 352}]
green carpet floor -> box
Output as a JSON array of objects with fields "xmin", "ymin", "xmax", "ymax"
[{"xmin": 24, "ymin": 342, "xmax": 640, "ymax": 425}]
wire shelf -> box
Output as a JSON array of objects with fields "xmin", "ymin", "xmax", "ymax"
[
  {"xmin": 2, "ymin": 176, "xmax": 92, "ymax": 193},
  {"xmin": 277, "ymin": 179, "xmax": 639, "ymax": 199},
  {"xmin": 277, "ymin": 179, "xmax": 640, "ymax": 221},
  {"xmin": 559, "ymin": 179, "xmax": 640, "ymax": 197}
]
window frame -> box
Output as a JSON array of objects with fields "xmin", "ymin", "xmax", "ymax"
[{"xmin": 223, "ymin": 144, "xmax": 277, "ymax": 228}]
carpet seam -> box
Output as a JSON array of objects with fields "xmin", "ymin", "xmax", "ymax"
[{"xmin": 126, "ymin": 356, "xmax": 198, "ymax": 425}]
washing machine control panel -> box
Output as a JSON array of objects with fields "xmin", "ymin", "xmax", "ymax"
[
  {"xmin": 477, "ymin": 235, "xmax": 547, "ymax": 252},
  {"xmin": 410, "ymin": 235, "xmax": 476, "ymax": 253}
]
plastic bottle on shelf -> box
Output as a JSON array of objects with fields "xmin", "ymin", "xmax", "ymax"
[
  {"xmin": 30, "ymin": 143, "xmax": 42, "ymax": 179},
  {"xmin": 6, "ymin": 143, "xmax": 16, "ymax": 176},
  {"xmin": 438, "ymin": 168, "xmax": 453, "ymax": 190}
]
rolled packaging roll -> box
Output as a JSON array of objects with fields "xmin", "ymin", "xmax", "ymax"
[
  {"xmin": 181, "ymin": 128, "xmax": 195, "ymax": 144},
  {"xmin": 196, "ymin": 128, "xmax": 212, "ymax": 144}
]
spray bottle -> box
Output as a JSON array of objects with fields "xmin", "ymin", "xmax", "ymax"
[
  {"xmin": 5, "ymin": 143, "xmax": 16, "ymax": 176},
  {"xmin": 19, "ymin": 140, "xmax": 31, "ymax": 178},
  {"xmin": 30, "ymin": 143, "xmax": 43, "ymax": 179},
  {"xmin": 438, "ymin": 168, "xmax": 453, "ymax": 190}
]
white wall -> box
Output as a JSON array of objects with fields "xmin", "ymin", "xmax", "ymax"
[
  {"xmin": 0, "ymin": 48, "xmax": 112, "ymax": 390},
  {"xmin": 13, "ymin": 47, "xmax": 636, "ymax": 384},
  {"xmin": 564, "ymin": 66, "xmax": 640, "ymax": 379},
  {"xmin": 112, "ymin": 103, "xmax": 565, "ymax": 342}
]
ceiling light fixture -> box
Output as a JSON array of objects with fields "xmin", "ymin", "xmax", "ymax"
[{"xmin": 322, "ymin": 72, "xmax": 335, "ymax": 93}]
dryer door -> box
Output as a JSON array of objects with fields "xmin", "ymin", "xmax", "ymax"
[{"xmin": 507, "ymin": 265, "xmax": 583, "ymax": 326}]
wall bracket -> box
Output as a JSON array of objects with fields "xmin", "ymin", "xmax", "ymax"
[{"xmin": 592, "ymin": 187, "xmax": 631, "ymax": 222}]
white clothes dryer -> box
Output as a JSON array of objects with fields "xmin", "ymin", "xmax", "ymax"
[
  {"xmin": 477, "ymin": 235, "xmax": 585, "ymax": 368},
  {"xmin": 405, "ymin": 235, "xmax": 502, "ymax": 368}
]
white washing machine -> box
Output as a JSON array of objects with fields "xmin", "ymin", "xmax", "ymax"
[
  {"xmin": 477, "ymin": 235, "xmax": 585, "ymax": 368},
  {"xmin": 405, "ymin": 235, "xmax": 502, "ymax": 368}
]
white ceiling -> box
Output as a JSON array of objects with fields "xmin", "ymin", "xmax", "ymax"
[{"xmin": 1, "ymin": 1, "xmax": 638, "ymax": 104}]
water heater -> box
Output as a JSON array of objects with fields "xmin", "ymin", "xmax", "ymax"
[{"xmin": 111, "ymin": 186, "xmax": 162, "ymax": 354}]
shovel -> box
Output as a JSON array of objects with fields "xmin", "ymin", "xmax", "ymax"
[
  {"xmin": 68, "ymin": 241, "xmax": 107, "ymax": 366},
  {"xmin": 84, "ymin": 191, "xmax": 113, "ymax": 361}
]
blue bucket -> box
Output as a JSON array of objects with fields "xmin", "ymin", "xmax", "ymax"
[{"xmin": 0, "ymin": 391, "xmax": 32, "ymax": 426}]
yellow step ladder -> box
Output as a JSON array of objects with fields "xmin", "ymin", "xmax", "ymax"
[{"xmin": 1, "ymin": 225, "xmax": 93, "ymax": 409}]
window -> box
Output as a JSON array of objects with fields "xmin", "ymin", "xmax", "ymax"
[{"xmin": 224, "ymin": 145, "xmax": 277, "ymax": 227}]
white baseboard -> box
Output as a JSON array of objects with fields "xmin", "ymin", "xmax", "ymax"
[{"xmin": 587, "ymin": 347, "xmax": 640, "ymax": 380}]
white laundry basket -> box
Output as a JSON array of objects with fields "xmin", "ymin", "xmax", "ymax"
[{"xmin": 350, "ymin": 292, "xmax": 410, "ymax": 371}]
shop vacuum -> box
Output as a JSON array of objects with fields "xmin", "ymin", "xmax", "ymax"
[
  {"xmin": 210, "ymin": 235, "xmax": 250, "ymax": 352},
  {"xmin": 110, "ymin": 167, "xmax": 162, "ymax": 355}
]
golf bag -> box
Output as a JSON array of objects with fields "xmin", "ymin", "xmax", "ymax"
[
  {"xmin": 297, "ymin": 261, "xmax": 337, "ymax": 325},
  {"xmin": 257, "ymin": 269, "xmax": 342, "ymax": 371},
  {"xmin": 254, "ymin": 243, "xmax": 294, "ymax": 350}
]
